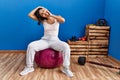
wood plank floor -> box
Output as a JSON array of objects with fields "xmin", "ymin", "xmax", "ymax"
[{"xmin": 0, "ymin": 52, "xmax": 120, "ymax": 80}]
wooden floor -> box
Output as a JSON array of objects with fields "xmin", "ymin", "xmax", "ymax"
[{"xmin": 0, "ymin": 52, "xmax": 120, "ymax": 80}]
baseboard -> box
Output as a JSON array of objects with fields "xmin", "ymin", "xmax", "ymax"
[
  {"xmin": 108, "ymin": 56, "xmax": 120, "ymax": 64},
  {"xmin": 0, "ymin": 50, "xmax": 26, "ymax": 53}
]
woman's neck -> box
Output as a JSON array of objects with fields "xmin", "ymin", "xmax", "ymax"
[{"xmin": 45, "ymin": 17, "xmax": 56, "ymax": 24}]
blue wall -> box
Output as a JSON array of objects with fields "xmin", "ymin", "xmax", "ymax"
[
  {"xmin": 105, "ymin": 0, "xmax": 120, "ymax": 60},
  {"xmin": 0, "ymin": 0, "xmax": 105, "ymax": 50}
]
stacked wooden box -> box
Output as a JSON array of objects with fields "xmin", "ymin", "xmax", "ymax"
[
  {"xmin": 86, "ymin": 26, "xmax": 110, "ymax": 55},
  {"xmin": 67, "ymin": 40, "xmax": 88, "ymax": 55},
  {"xmin": 68, "ymin": 25, "xmax": 110, "ymax": 55}
]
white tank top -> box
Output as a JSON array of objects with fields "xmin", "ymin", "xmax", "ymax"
[{"xmin": 42, "ymin": 20, "xmax": 59, "ymax": 40}]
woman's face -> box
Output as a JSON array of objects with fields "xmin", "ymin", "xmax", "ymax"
[{"xmin": 39, "ymin": 8, "xmax": 50, "ymax": 18}]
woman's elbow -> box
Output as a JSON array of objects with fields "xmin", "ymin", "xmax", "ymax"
[
  {"xmin": 28, "ymin": 13, "xmax": 32, "ymax": 18},
  {"xmin": 60, "ymin": 18, "xmax": 65, "ymax": 23},
  {"xmin": 63, "ymin": 18, "xmax": 65, "ymax": 22}
]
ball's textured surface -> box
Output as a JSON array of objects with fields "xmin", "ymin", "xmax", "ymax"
[{"xmin": 35, "ymin": 48, "xmax": 63, "ymax": 68}]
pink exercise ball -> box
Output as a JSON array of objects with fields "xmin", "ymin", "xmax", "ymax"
[{"xmin": 35, "ymin": 48, "xmax": 63, "ymax": 68}]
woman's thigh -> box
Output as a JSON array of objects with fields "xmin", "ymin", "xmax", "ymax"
[
  {"xmin": 49, "ymin": 40, "xmax": 70, "ymax": 52},
  {"xmin": 28, "ymin": 39, "xmax": 49, "ymax": 51}
]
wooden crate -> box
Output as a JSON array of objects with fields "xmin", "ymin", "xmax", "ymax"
[
  {"xmin": 67, "ymin": 40, "xmax": 88, "ymax": 55},
  {"xmin": 68, "ymin": 40, "xmax": 109, "ymax": 55},
  {"xmin": 67, "ymin": 25, "xmax": 110, "ymax": 56},
  {"xmin": 86, "ymin": 26, "xmax": 110, "ymax": 41},
  {"xmin": 86, "ymin": 26, "xmax": 110, "ymax": 55},
  {"xmin": 88, "ymin": 40, "xmax": 108, "ymax": 55}
]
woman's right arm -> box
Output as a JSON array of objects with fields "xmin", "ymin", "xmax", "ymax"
[{"xmin": 28, "ymin": 7, "xmax": 40, "ymax": 20}]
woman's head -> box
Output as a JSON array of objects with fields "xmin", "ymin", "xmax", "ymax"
[
  {"xmin": 34, "ymin": 8, "xmax": 50, "ymax": 25},
  {"xmin": 39, "ymin": 8, "xmax": 50, "ymax": 18}
]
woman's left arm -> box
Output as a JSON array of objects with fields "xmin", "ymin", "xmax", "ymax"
[{"xmin": 51, "ymin": 15, "xmax": 65, "ymax": 23}]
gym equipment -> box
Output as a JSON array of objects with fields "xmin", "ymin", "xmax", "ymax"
[
  {"xmin": 70, "ymin": 36, "xmax": 78, "ymax": 41},
  {"xmin": 78, "ymin": 56, "xmax": 120, "ymax": 74},
  {"xmin": 78, "ymin": 56, "xmax": 86, "ymax": 65},
  {"xmin": 35, "ymin": 48, "xmax": 63, "ymax": 68},
  {"xmin": 96, "ymin": 18, "xmax": 108, "ymax": 26}
]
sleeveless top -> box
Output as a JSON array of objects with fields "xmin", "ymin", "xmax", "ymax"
[{"xmin": 41, "ymin": 20, "xmax": 60, "ymax": 40}]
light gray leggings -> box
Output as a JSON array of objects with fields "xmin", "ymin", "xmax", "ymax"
[{"xmin": 26, "ymin": 39, "xmax": 71, "ymax": 68}]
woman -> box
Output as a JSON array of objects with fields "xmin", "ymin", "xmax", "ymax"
[{"xmin": 20, "ymin": 6, "xmax": 73, "ymax": 77}]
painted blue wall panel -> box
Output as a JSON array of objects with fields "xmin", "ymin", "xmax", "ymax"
[
  {"xmin": 0, "ymin": 0, "xmax": 105, "ymax": 50},
  {"xmin": 105, "ymin": 0, "xmax": 120, "ymax": 60}
]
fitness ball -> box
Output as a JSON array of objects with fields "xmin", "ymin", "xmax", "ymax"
[{"xmin": 34, "ymin": 48, "xmax": 63, "ymax": 68}]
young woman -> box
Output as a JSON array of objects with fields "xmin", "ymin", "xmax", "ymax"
[{"xmin": 20, "ymin": 6, "xmax": 73, "ymax": 77}]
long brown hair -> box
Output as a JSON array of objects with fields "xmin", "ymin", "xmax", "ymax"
[{"xmin": 34, "ymin": 8, "xmax": 47, "ymax": 25}]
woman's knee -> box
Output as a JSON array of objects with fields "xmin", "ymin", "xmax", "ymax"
[
  {"xmin": 27, "ymin": 42, "xmax": 36, "ymax": 50},
  {"xmin": 62, "ymin": 42, "xmax": 70, "ymax": 52}
]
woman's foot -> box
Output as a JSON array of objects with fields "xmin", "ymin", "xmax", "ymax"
[
  {"xmin": 20, "ymin": 66, "xmax": 34, "ymax": 76},
  {"xmin": 61, "ymin": 68, "xmax": 73, "ymax": 77}
]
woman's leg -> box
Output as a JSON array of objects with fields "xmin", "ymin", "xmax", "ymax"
[
  {"xmin": 49, "ymin": 40, "xmax": 73, "ymax": 77},
  {"xmin": 20, "ymin": 39, "xmax": 49, "ymax": 76},
  {"xmin": 26, "ymin": 39, "xmax": 49, "ymax": 67}
]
